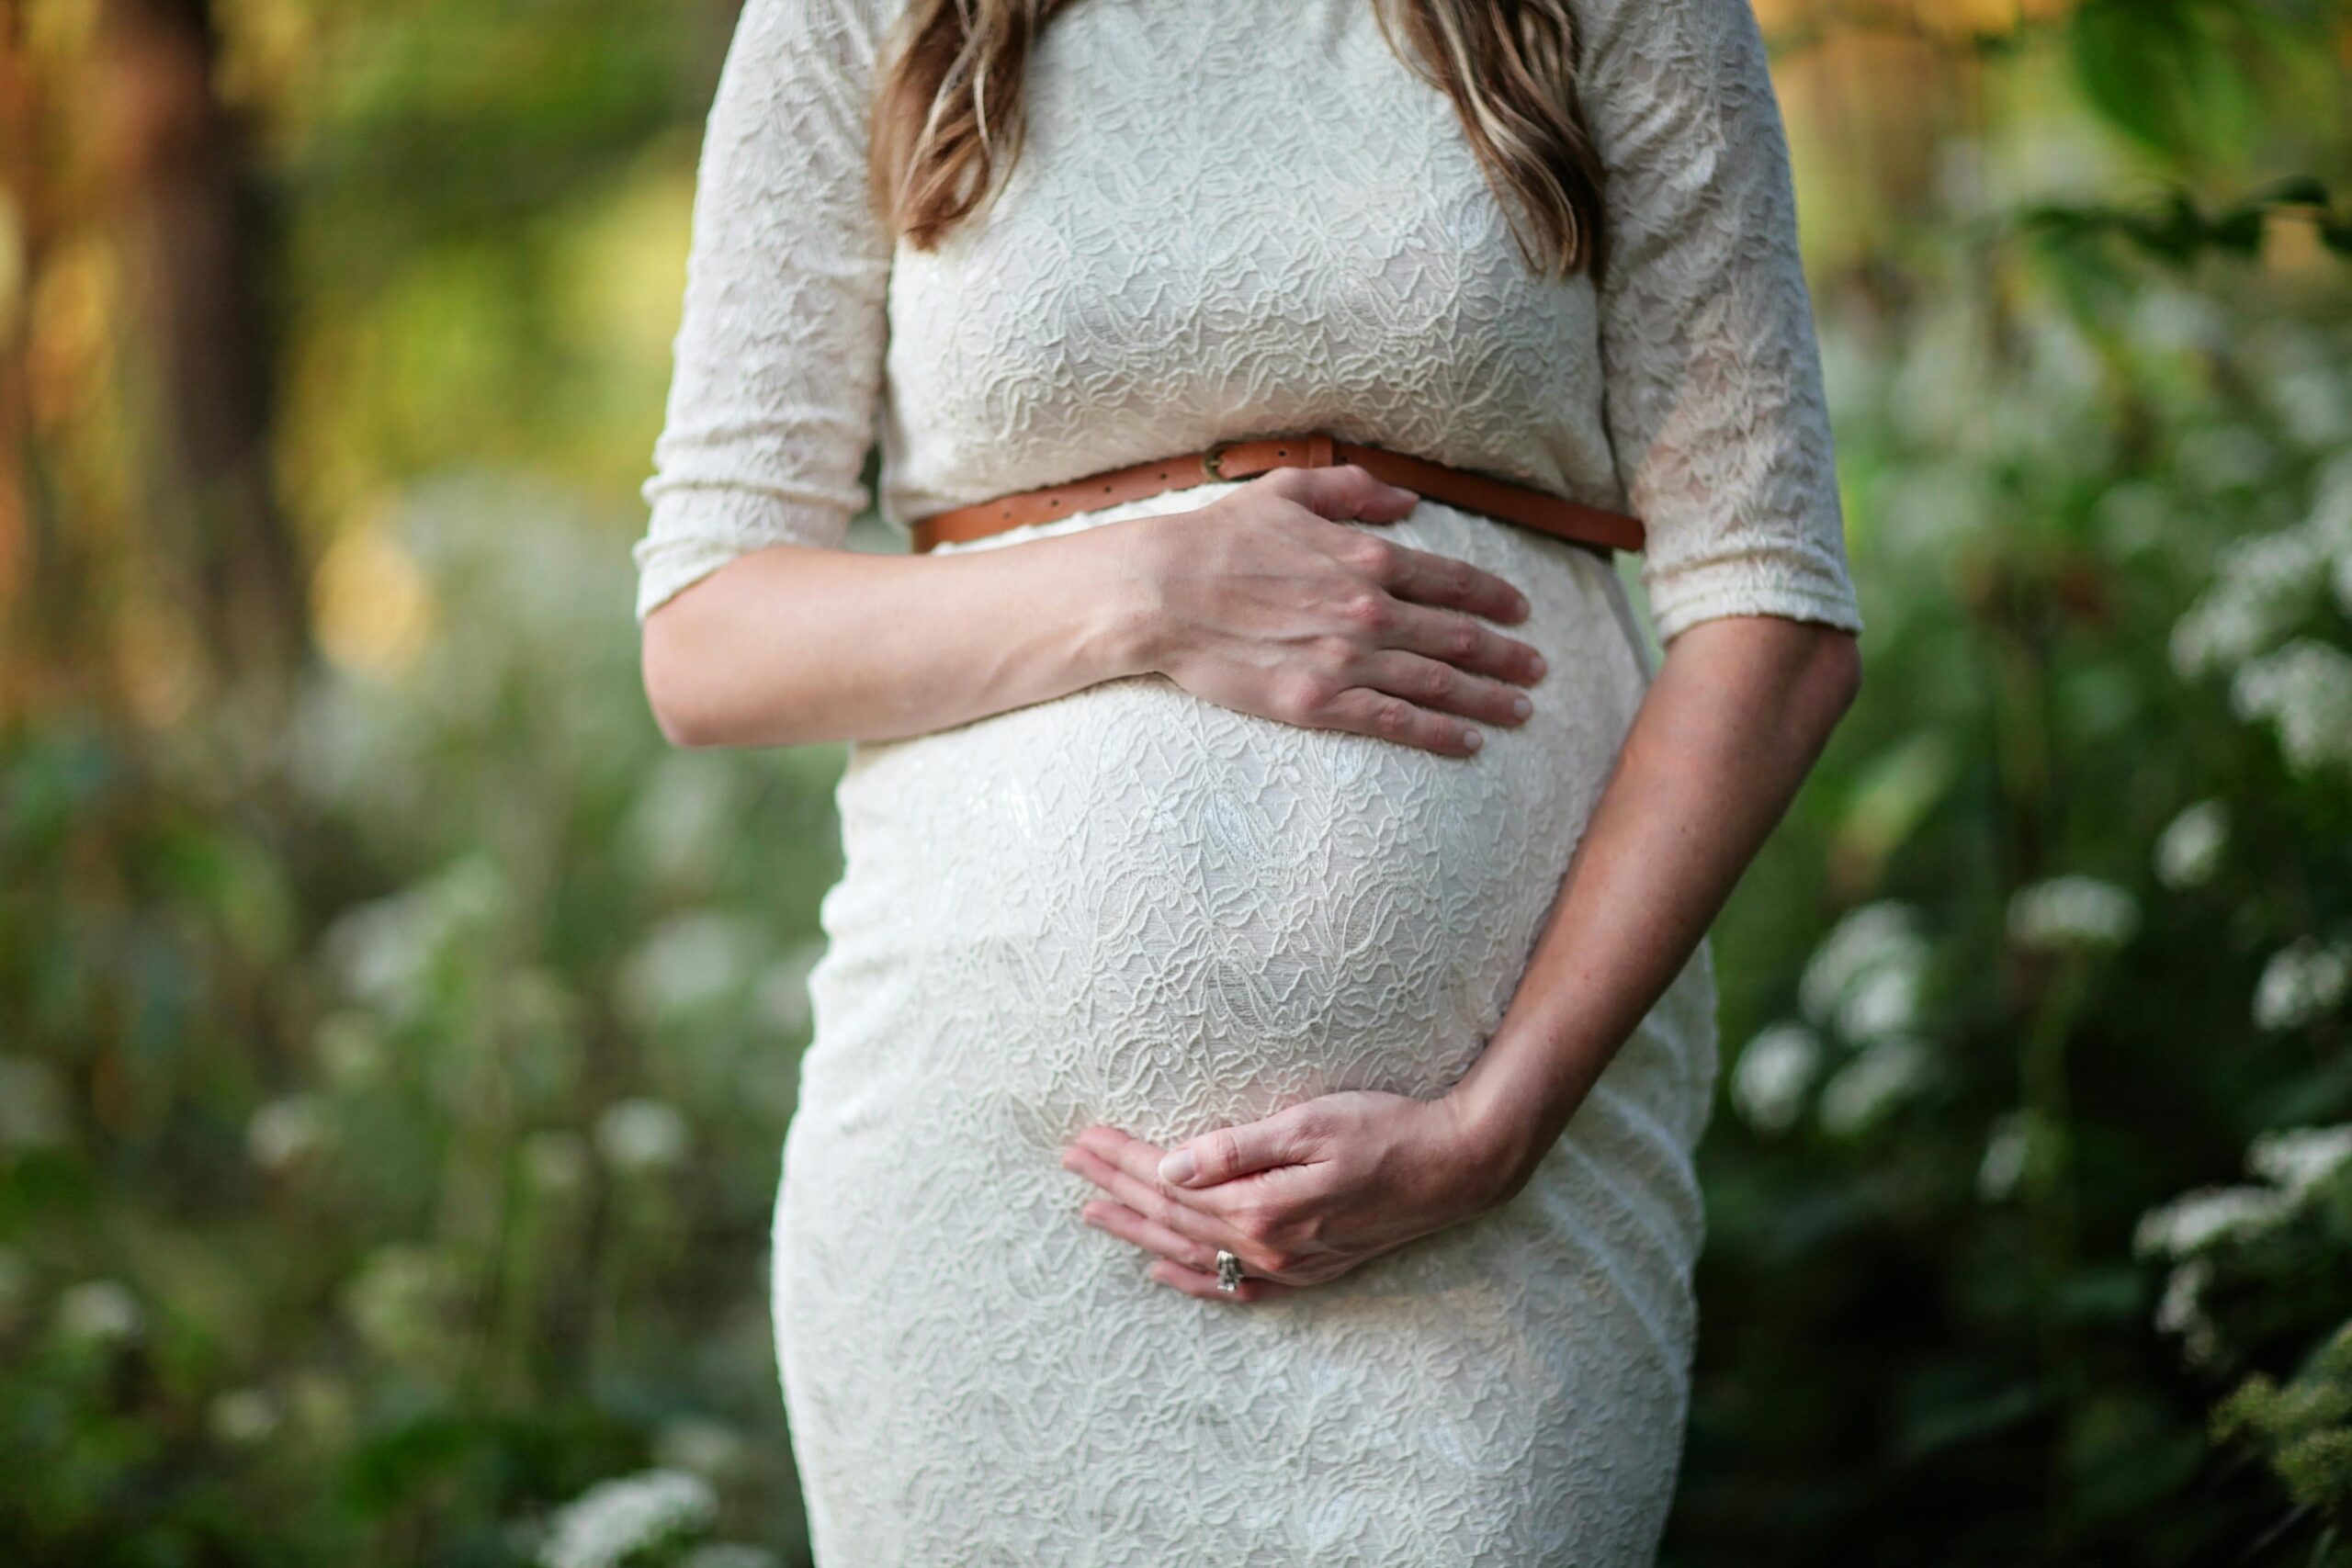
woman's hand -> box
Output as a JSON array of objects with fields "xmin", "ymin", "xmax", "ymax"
[
  {"xmin": 1109, "ymin": 464, "xmax": 1550, "ymax": 759},
  {"xmin": 1059, "ymin": 1089, "xmax": 1524, "ymax": 1304}
]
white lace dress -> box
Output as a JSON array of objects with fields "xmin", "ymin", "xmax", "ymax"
[{"xmin": 632, "ymin": 0, "xmax": 1863, "ymax": 1561}]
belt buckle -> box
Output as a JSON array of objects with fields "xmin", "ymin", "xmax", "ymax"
[{"xmin": 1201, "ymin": 437, "xmax": 1238, "ymax": 482}]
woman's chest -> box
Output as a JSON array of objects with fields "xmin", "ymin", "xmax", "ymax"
[{"xmin": 881, "ymin": 0, "xmax": 1600, "ymax": 473}]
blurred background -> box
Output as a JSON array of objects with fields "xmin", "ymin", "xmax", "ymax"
[{"xmin": 4, "ymin": 0, "xmax": 2350, "ymax": 1562}]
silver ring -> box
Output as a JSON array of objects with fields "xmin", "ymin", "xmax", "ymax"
[{"xmin": 1215, "ymin": 1249, "xmax": 1244, "ymax": 1293}]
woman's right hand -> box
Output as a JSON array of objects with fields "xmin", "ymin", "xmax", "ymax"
[{"xmin": 1113, "ymin": 464, "xmax": 1549, "ymax": 758}]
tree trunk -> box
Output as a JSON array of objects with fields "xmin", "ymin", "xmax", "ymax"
[{"xmin": 96, "ymin": 0, "xmax": 310, "ymax": 695}]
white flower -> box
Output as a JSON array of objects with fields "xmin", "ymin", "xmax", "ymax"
[
  {"xmin": 2007, "ymin": 876, "xmax": 2139, "ymax": 953},
  {"xmin": 616, "ymin": 912, "xmax": 764, "ymax": 1028},
  {"xmin": 1798, "ymin": 902, "xmax": 1930, "ymax": 1032},
  {"xmin": 2245, "ymin": 1124, "xmax": 2352, "ymax": 1199},
  {"xmin": 2168, "ymin": 528, "xmax": 2327, "ymax": 680},
  {"xmin": 2251, "ymin": 937, "xmax": 2352, "ymax": 1032},
  {"xmin": 1976, "ymin": 1110, "xmax": 2034, "ymax": 1203},
  {"xmin": 2132, "ymin": 1184, "xmax": 2292, "ymax": 1259},
  {"xmin": 538, "ymin": 1470, "xmax": 716, "ymax": 1568},
  {"xmin": 246, "ymin": 1094, "xmax": 332, "ymax": 1172},
  {"xmin": 54, "ymin": 1279, "xmax": 144, "ymax": 1346},
  {"xmin": 1817, "ymin": 1037, "xmax": 1935, "ymax": 1138},
  {"xmin": 2153, "ymin": 1258, "xmax": 2218, "ymax": 1363},
  {"xmin": 2230, "ymin": 638, "xmax": 2352, "ymax": 777},
  {"xmin": 594, "ymin": 1099, "xmax": 692, "ymax": 1174},
  {"xmin": 209, "ymin": 1387, "xmax": 283, "ymax": 1446},
  {"xmin": 330, "ymin": 883, "xmax": 437, "ymax": 1005},
  {"xmin": 2167, "ymin": 454, "xmax": 2352, "ymax": 678},
  {"xmin": 2153, "ymin": 799, "xmax": 2229, "ymax": 890},
  {"xmin": 344, "ymin": 1245, "xmax": 463, "ymax": 1369},
  {"xmin": 1836, "ymin": 963, "xmax": 1926, "ymax": 1044},
  {"xmin": 320, "ymin": 856, "xmax": 511, "ymax": 1014},
  {"xmin": 2153, "ymin": 1258, "xmax": 2210, "ymax": 1336},
  {"xmin": 1729, "ymin": 1023, "xmax": 1824, "ymax": 1135}
]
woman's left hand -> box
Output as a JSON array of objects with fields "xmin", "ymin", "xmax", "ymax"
[{"xmin": 1060, "ymin": 1089, "xmax": 1525, "ymax": 1304}]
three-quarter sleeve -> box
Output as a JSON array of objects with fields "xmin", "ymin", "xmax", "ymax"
[
  {"xmin": 1578, "ymin": 0, "xmax": 1863, "ymax": 646},
  {"xmin": 632, "ymin": 0, "xmax": 893, "ymax": 624}
]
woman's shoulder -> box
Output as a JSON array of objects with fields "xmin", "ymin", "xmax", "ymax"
[{"xmin": 1566, "ymin": 0, "xmax": 1768, "ymax": 74}]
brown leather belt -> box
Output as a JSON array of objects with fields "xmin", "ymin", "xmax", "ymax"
[{"xmin": 907, "ymin": 431, "xmax": 1646, "ymax": 557}]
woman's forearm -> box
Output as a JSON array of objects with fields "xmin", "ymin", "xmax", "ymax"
[
  {"xmin": 639, "ymin": 468, "xmax": 1549, "ymax": 754},
  {"xmin": 1447, "ymin": 615, "xmax": 1864, "ymax": 1192},
  {"xmin": 639, "ymin": 524, "xmax": 1160, "ymax": 750}
]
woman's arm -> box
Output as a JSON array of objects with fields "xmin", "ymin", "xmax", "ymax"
[
  {"xmin": 642, "ymin": 465, "xmax": 1553, "ymax": 754},
  {"xmin": 1060, "ymin": 615, "xmax": 1859, "ymax": 1302},
  {"xmin": 1451, "ymin": 614, "xmax": 1860, "ymax": 1183},
  {"xmin": 640, "ymin": 525, "xmax": 1148, "ymax": 750}
]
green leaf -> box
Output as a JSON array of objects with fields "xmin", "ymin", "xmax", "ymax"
[
  {"xmin": 2068, "ymin": 0, "xmax": 2204, "ymax": 160},
  {"xmin": 2251, "ymin": 174, "xmax": 2333, "ymax": 209},
  {"xmin": 2210, "ymin": 203, "xmax": 2268, "ymax": 256}
]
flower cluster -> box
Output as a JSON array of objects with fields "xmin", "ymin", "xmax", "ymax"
[
  {"xmin": 2006, "ymin": 876, "xmax": 2140, "ymax": 953},
  {"xmin": 2171, "ymin": 454, "xmax": 2352, "ymax": 784},
  {"xmin": 1732, "ymin": 901, "xmax": 1940, "ymax": 1139},
  {"xmin": 2152, "ymin": 799, "xmax": 2229, "ymax": 890},
  {"xmin": 537, "ymin": 1470, "xmax": 716, "ymax": 1568},
  {"xmin": 523, "ymin": 1467, "xmax": 783, "ymax": 1568},
  {"xmin": 2251, "ymin": 937, "xmax": 2352, "ymax": 1033},
  {"xmin": 2134, "ymin": 1121, "xmax": 2352, "ymax": 1367}
]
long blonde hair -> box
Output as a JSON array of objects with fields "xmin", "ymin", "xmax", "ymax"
[{"xmin": 868, "ymin": 0, "xmax": 1608, "ymax": 280}]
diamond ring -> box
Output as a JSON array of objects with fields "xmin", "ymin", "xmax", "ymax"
[{"xmin": 1215, "ymin": 1249, "xmax": 1245, "ymax": 1293}]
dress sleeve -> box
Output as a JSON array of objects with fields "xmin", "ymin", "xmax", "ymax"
[
  {"xmin": 1578, "ymin": 0, "xmax": 1863, "ymax": 646},
  {"xmin": 632, "ymin": 0, "xmax": 893, "ymax": 624}
]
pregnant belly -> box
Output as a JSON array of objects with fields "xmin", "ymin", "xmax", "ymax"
[{"xmin": 797, "ymin": 501, "xmax": 1652, "ymax": 1153}]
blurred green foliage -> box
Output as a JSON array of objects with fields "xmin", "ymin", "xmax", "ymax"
[{"xmin": 3, "ymin": 0, "xmax": 2349, "ymax": 1563}]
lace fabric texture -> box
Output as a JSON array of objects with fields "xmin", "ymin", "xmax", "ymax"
[
  {"xmin": 631, "ymin": 0, "xmax": 1863, "ymax": 646},
  {"xmin": 632, "ymin": 0, "xmax": 1862, "ymax": 1562}
]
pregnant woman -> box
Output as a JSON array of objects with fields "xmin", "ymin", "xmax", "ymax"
[{"xmin": 632, "ymin": 0, "xmax": 1864, "ymax": 1560}]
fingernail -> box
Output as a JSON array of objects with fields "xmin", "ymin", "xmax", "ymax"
[
  {"xmin": 1510, "ymin": 694, "xmax": 1531, "ymax": 719},
  {"xmin": 1462, "ymin": 728, "xmax": 1484, "ymax": 751},
  {"xmin": 1159, "ymin": 1149, "xmax": 1197, "ymax": 1186},
  {"xmin": 1529, "ymin": 652, "xmax": 1547, "ymax": 678}
]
